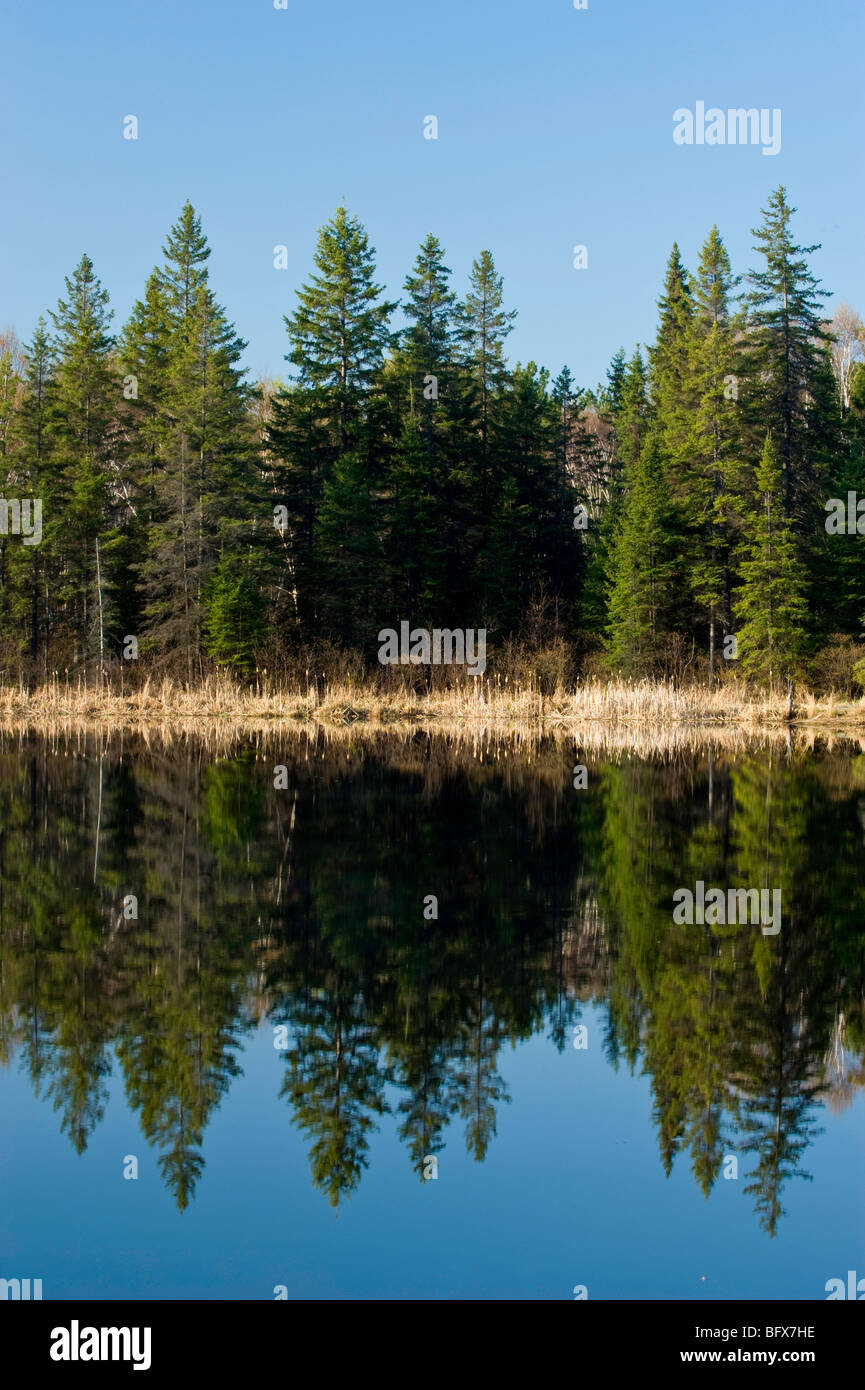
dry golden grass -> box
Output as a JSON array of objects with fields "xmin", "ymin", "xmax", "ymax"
[
  {"xmin": 3, "ymin": 672, "xmax": 865, "ymax": 730},
  {"xmin": 2, "ymin": 672, "xmax": 865, "ymax": 735}
]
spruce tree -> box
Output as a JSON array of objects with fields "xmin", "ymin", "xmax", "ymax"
[
  {"xmin": 684, "ymin": 226, "xmax": 743, "ymax": 682},
  {"xmin": 390, "ymin": 234, "xmax": 465, "ymax": 618},
  {"xmin": 11, "ymin": 320, "xmax": 58, "ymax": 668},
  {"xmin": 605, "ymin": 430, "xmax": 682, "ymax": 676},
  {"xmin": 483, "ymin": 363, "xmax": 556, "ymax": 634},
  {"xmin": 270, "ymin": 207, "xmax": 396, "ymax": 648},
  {"xmin": 128, "ymin": 207, "xmax": 257, "ymax": 677},
  {"xmin": 48, "ymin": 254, "xmax": 119, "ymax": 674},
  {"xmin": 461, "ymin": 249, "xmax": 516, "ymax": 518},
  {"xmin": 734, "ymin": 435, "xmax": 809, "ymax": 689},
  {"xmin": 649, "ymin": 242, "xmax": 694, "ymax": 473},
  {"xmin": 281, "ymin": 205, "xmax": 396, "ymax": 455},
  {"xmin": 156, "ymin": 200, "xmax": 210, "ymax": 326},
  {"xmin": 605, "ymin": 348, "xmax": 627, "ymax": 417},
  {"xmin": 744, "ymin": 187, "xmax": 838, "ymax": 524},
  {"xmin": 400, "ymin": 234, "xmax": 458, "ymax": 436}
]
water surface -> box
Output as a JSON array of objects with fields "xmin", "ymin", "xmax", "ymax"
[{"xmin": 1, "ymin": 730, "xmax": 863, "ymax": 1299}]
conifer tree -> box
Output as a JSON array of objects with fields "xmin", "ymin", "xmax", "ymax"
[
  {"xmin": 48, "ymin": 254, "xmax": 119, "ymax": 673},
  {"xmin": 605, "ymin": 348, "xmax": 627, "ymax": 417},
  {"xmin": 385, "ymin": 414, "xmax": 441, "ymax": 621},
  {"xmin": 280, "ymin": 205, "xmax": 397, "ymax": 456},
  {"xmin": 270, "ymin": 207, "xmax": 396, "ymax": 647},
  {"xmin": 461, "ymin": 249, "xmax": 516, "ymax": 517},
  {"xmin": 127, "ymin": 208, "xmax": 257, "ymax": 677},
  {"xmin": 616, "ymin": 347, "xmax": 651, "ymax": 469},
  {"xmin": 649, "ymin": 243, "xmax": 695, "ymax": 473},
  {"xmin": 734, "ymin": 435, "xmax": 809, "ymax": 689},
  {"xmin": 582, "ymin": 349, "xmax": 646, "ymax": 638},
  {"xmin": 156, "ymin": 200, "xmax": 210, "ymax": 326},
  {"xmin": 400, "ymin": 234, "xmax": 458, "ymax": 439},
  {"xmin": 743, "ymin": 187, "xmax": 838, "ymax": 524},
  {"xmin": 390, "ymin": 234, "xmax": 467, "ymax": 617},
  {"xmin": 551, "ymin": 365, "xmax": 591, "ymax": 633},
  {"xmin": 605, "ymin": 430, "xmax": 682, "ymax": 676},
  {"xmin": 684, "ymin": 227, "xmax": 743, "ymax": 682}
]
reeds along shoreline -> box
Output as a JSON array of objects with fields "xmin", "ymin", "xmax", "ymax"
[{"xmin": 0, "ymin": 674, "xmax": 864, "ymax": 736}]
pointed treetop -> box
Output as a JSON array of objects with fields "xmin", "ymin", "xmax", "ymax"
[{"xmin": 158, "ymin": 201, "xmax": 211, "ymax": 322}]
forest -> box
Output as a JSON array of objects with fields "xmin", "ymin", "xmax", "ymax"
[{"xmin": 1, "ymin": 185, "xmax": 863, "ymax": 695}]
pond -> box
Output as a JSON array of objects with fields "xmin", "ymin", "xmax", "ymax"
[{"xmin": 1, "ymin": 729, "xmax": 863, "ymax": 1300}]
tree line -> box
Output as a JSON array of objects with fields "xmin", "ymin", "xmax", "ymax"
[{"xmin": 1, "ymin": 187, "xmax": 863, "ymax": 690}]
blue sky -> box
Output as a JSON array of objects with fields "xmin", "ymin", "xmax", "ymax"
[{"xmin": 1, "ymin": 0, "xmax": 862, "ymax": 388}]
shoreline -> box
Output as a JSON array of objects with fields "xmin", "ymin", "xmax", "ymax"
[{"xmin": 1, "ymin": 677, "xmax": 864, "ymax": 743}]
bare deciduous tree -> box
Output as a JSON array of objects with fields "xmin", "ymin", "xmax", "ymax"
[{"xmin": 829, "ymin": 303, "xmax": 865, "ymax": 412}]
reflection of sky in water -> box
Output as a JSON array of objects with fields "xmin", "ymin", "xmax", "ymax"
[
  {"xmin": 2, "ymin": 737, "xmax": 865, "ymax": 1299},
  {"xmin": 1, "ymin": 1010, "xmax": 863, "ymax": 1300}
]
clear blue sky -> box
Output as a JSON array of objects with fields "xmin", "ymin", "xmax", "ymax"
[{"xmin": 1, "ymin": 0, "xmax": 862, "ymax": 388}]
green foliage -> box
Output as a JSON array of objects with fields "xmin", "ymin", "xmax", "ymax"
[
  {"xmin": 203, "ymin": 555, "xmax": 266, "ymax": 674},
  {"xmin": 0, "ymin": 188, "xmax": 859, "ymax": 693},
  {"xmin": 605, "ymin": 431, "xmax": 684, "ymax": 675},
  {"xmin": 734, "ymin": 435, "xmax": 809, "ymax": 686}
]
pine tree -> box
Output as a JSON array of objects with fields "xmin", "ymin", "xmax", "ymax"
[
  {"xmin": 581, "ymin": 350, "xmax": 646, "ymax": 638},
  {"xmin": 684, "ymin": 226, "xmax": 743, "ymax": 682},
  {"xmin": 649, "ymin": 242, "xmax": 695, "ymax": 472},
  {"xmin": 605, "ymin": 347, "xmax": 627, "ymax": 417},
  {"xmin": 0, "ymin": 333, "xmax": 25, "ymax": 660},
  {"xmin": 130, "ymin": 207, "xmax": 257, "ymax": 677},
  {"xmin": 400, "ymin": 234, "xmax": 458, "ymax": 436},
  {"xmin": 616, "ymin": 347, "xmax": 651, "ymax": 469},
  {"xmin": 389, "ymin": 234, "xmax": 467, "ymax": 618},
  {"xmin": 9, "ymin": 320, "xmax": 58, "ymax": 668},
  {"xmin": 281, "ymin": 205, "xmax": 397, "ymax": 456},
  {"xmin": 461, "ymin": 249, "xmax": 516, "ymax": 517},
  {"xmin": 744, "ymin": 187, "xmax": 838, "ymax": 524},
  {"xmin": 203, "ymin": 553, "xmax": 266, "ymax": 675},
  {"xmin": 734, "ymin": 435, "xmax": 809, "ymax": 689},
  {"xmin": 385, "ymin": 414, "xmax": 441, "ymax": 621},
  {"xmin": 551, "ymin": 365, "xmax": 590, "ymax": 634},
  {"xmin": 156, "ymin": 200, "xmax": 210, "ymax": 326},
  {"xmin": 316, "ymin": 449, "xmax": 384, "ymax": 647},
  {"xmin": 48, "ymin": 254, "xmax": 119, "ymax": 674},
  {"xmin": 270, "ymin": 207, "xmax": 396, "ymax": 647},
  {"xmin": 605, "ymin": 430, "xmax": 682, "ymax": 676},
  {"xmin": 484, "ymin": 362, "xmax": 576, "ymax": 638}
]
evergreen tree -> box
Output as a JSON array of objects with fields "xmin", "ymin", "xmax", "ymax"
[
  {"xmin": 649, "ymin": 242, "xmax": 695, "ymax": 473},
  {"xmin": 743, "ymin": 187, "xmax": 839, "ymax": 526},
  {"xmin": 389, "ymin": 234, "xmax": 466, "ymax": 618},
  {"xmin": 128, "ymin": 208, "xmax": 257, "ymax": 677},
  {"xmin": 156, "ymin": 200, "xmax": 210, "ymax": 326},
  {"xmin": 734, "ymin": 435, "xmax": 809, "ymax": 689},
  {"xmin": 461, "ymin": 249, "xmax": 516, "ymax": 518},
  {"xmin": 280, "ymin": 205, "xmax": 397, "ymax": 456},
  {"xmin": 48, "ymin": 254, "xmax": 119, "ymax": 674},
  {"xmin": 605, "ymin": 347, "xmax": 627, "ymax": 417},
  {"xmin": 684, "ymin": 227, "xmax": 743, "ymax": 681},
  {"xmin": 270, "ymin": 207, "xmax": 396, "ymax": 648},
  {"xmin": 605, "ymin": 430, "xmax": 682, "ymax": 676},
  {"xmin": 400, "ymin": 233, "xmax": 459, "ymax": 439}
]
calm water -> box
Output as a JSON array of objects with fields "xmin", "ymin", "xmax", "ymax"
[{"xmin": 1, "ymin": 730, "xmax": 863, "ymax": 1300}]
